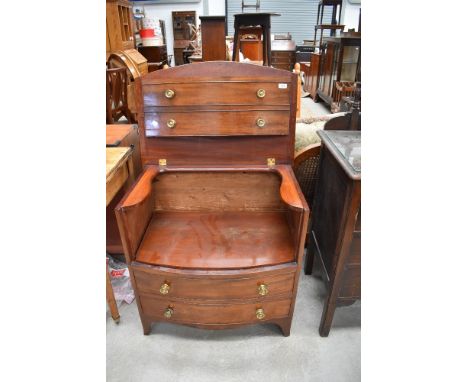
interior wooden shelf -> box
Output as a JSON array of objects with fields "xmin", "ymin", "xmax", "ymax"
[{"xmin": 136, "ymin": 211, "xmax": 296, "ymax": 270}]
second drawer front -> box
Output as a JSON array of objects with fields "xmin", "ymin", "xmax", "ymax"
[
  {"xmin": 145, "ymin": 110, "xmax": 290, "ymax": 136},
  {"xmin": 139, "ymin": 295, "xmax": 292, "ymax": 324},
  {"xmin": 132, "ymin": 268, "xmax": 296, "ymax": 300}
]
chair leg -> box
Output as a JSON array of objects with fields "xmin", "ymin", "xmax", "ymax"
[{"xmin": 106, "ymin": 268, "xmax": 120, "ymax": 323}]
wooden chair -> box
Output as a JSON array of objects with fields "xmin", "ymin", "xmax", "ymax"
[
  {"xmin": 293, "ymin": 143, "xmax": 321, "ymax": 273},
  {"xmin": 106, "ymin": 67, "xmax": 133, "ymax": 124}
]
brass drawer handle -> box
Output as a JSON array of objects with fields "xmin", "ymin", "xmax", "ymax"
[
  {"xmin": 164, "ymin": 307, "xmax": 174, "ymax": 318},
  {"xmin": 167, "ymin": 119, "xmax": 176, "ymax": 129},
  {"xmin": 257, "ymin": 88, "xmax": 266, "ymax": 98},
  {"xmin": 159, "ymin": 283, "xmax": 170, "ymax": 295},
  {"xmin": 257, "ymin": 283, "xmax": 269, "ymax": 296},
  {"xmin": 256, "ymin": 118, "xmax": 266, "ymax": 128},
  {"xmin": 256, "ymin": 308, "xmax": 266, "ymax": 320},
  {"xmin": 165, "ymin": 89, "xmax": 175, "ymax": 99}
]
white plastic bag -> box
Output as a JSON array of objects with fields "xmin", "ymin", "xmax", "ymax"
[{"xmin": 107, "ymin": 256, "xmax": 135, "ymax": 305}]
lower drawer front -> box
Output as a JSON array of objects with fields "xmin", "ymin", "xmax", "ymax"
[
  {"xmin": 340, "ymin": 266, "xmax": 360, "ymax": 298},
  {"xmin": 139, "ymin": 294, "xmax": 291, "ymax": 324},
  {"xmin": 132, "ymin": 266, "xmax": 296, "ymax": 300},
  {"xmin": 145, "ymin": 110, "xmax": 290, "ymax": 136}
]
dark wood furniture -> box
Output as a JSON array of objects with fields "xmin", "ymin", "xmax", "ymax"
[
  {"xmin": 137, "ymin": 45, "xmax": 168, "ymax": 71},
  {"xmin": 313, "ymin": 0, "xmax": 344, "ymax": 47},
  {"xmin": 232, "ymin": 13, "xmax": 280, "ymax": 66},
  {"xmin": 172, "ymin": 11, "xmax": 197, "ymax": 65},
  {"xmin": 199, "ymin": 16, "xmax": 226, "ymax": 61},
  {"xmin": 271, "ymin": 40, "xmax": 296, "ymax": 71},
  {"xmin": 305, "ymin": 130, "xmax": 360, "ymax": 337},
  {"xmin": 324, "ymin": 108, "xmax": 361, "ymax": 131},
  {"xmin": 106, "ymin": 146, "xmax": 135, "ymax": 322},
  {"xmin": 314, "ymin": 34, "xmax": 361, "ymax": 110},
  {"xmin": 106, "ymin": 0, "xmax": 135, "ymax": 57},
  {"xmin": 107, "ymin": 49, "xmax": 149, "ymax": 122},
  {"xmin": 115, "ymin": 62, "xmax": 308, "ymax": 336},
  {"xmin": 240, "ymin": 39, "xmax": 263, "ymax": 61},
  {"xmin": 106, "ymin": 124, "xmax": 143, "ymax": 255},
  {"xmin": 301, "ymin": 52, "xmax": 321, "ymax": 99},
  {"xmin": 106, "ymin": 67, "xmax": 133, "ymax": 124}
]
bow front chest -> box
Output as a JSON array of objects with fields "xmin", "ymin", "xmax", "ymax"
[{"xmin": 115, "ymin": 62, "xmax": 309, "ymax": 336}]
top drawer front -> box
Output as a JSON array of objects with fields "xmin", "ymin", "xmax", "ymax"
[
  {"xmin": 132, "ymin": 266, "xmax": 296, "ymax": 301},
  {"xmin": 143, "ymin": 82, "xmax": 291, "ymax": 107}
]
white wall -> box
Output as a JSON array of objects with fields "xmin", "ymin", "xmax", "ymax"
[
  {"xmin": 207, "ymin": 0, "xmax": 225, "ymax": 16},
  {"xmin": 341, "ymin": 1, "xmax": 361, "ymax": 31}
]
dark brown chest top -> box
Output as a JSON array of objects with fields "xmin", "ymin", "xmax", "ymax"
[{"xmin": 318, "ymin": 130, "xmax": 361, "ymax": 179}]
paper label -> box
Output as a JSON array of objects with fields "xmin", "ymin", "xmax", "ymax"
[{"xmin": 278, "ymin": 83, "xmax": 288, "ymax": 89}]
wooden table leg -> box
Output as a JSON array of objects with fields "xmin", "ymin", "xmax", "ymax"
[{"xmin": 106, "ymin": 266, "xmax": 120, "ymax": 323}]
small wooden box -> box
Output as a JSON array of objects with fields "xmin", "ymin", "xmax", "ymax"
[{"xmin": 115, "ymin": 62, "xmax": 308, "ymax": 336}]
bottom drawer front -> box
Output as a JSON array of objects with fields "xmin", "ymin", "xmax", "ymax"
[{"xmin": 139, "ymin": 295, "xmax": 291, "ymax": 325}]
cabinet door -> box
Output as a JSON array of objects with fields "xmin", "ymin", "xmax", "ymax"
[
  {"xmin": 340, "ymin": 45, "xmax": 360, "ymax": 82},
  {"xmin": 320, "ymin": 42, "xmax": 337, "ymax": 97}
]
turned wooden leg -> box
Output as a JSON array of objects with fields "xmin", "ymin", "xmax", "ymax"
[
  {"xmin": 106, "ymin": 268, "xmax": 120, "ymax": 323},
  {"xmin": 276, "ymin": 318, "xmax": 292, "ymax": 337},
  {"xmin": 319, "ymin": 295, "xmax": 336, "ymax": 337},
  {"xmin": 141, "ymin": 316, "xmax": 152, "ymax": 335}
]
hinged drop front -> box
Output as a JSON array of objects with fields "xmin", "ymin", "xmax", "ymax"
[{"xmin": 136, "ymin": 61, "xmax": 298, "ymax": 167}]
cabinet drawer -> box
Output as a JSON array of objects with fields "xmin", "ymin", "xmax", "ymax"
[
  {"xmin": 139, "ymin": 294, "xmax": 292, "ymax": 324},
  {"xmin": 272, "ymin": 51, "xmax": 294, "ymax": 59},
  {"xmin": 132, "ymin": 266, "xmax": 296, "ymax": 300},
  {"xmin": 143, "ymin": 82, "xmax": 291, "ymax": 107},
  {"xmin": 348, "ymin": 233, "xmax": 361, "ymax": 265},
  {"xmin": 145, "ymin": 110, "xmax": 290, "ymax": 136},
  {"xmin": 340, "ymin": 265, "xmax": 360, "ymax": 298}
]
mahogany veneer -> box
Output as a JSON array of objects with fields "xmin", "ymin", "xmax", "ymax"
[{"xmin": 115, "ymin": 62, "xmax": 308, "ymax": 336}]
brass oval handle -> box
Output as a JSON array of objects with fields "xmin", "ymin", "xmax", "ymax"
[
  {"xmin": 257, "ymin": 284, "xmax": 269, "ymax": 296},
  {"xmin": 256, "ymin": 118, "xmax": 266, "ymax": 128},
  {"xmin": 164, "ymin": 307, "xmax": 174, "ymax": 318},
  {"xmin": 167, "ymin": 119, "xmax": 176, "ymax": 129},
  {"xmin": 165, "ymin": 89, "xmax": 175, "ymax": 99},
  {"xmin": 256, "ymin": 308, "xmax": 266, "ymax": 320},
  {"xmin": 159, "ymin": 283, "xmax": 170, "ymax": 295},
  {"xmin": 257, "ymin": 89, "xmax": 266, "ymax": 98}
]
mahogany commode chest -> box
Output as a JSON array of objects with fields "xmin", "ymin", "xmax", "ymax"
[{"xmin": 115, "ymin": 62, "xmax": 309, "ymax": 336}]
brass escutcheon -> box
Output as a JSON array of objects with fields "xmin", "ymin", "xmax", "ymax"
[
  {"xmin": 256, "ymin": 118, "xmax": 266, "ymax": 128},
  {"xmin": 164, "ymin": 307, "xmax": 174, "ymax": 318},
  {"xmin": 256, "ymin": 308, "xmax": 266, "ymax": 320},
  {"xmin": 165, "ymin": 89, "xmax": 175, "ymax": 99},
  {"xmin": 160, "ymin": 283, "xmax": 170, "ymax": 295},
  {"xmin": 167, "ymin": 119, "xmax": 176, "ymax": 129},
  {"xmin": 257, "ymin": 88, "xmax": 266, "ymax": 98},
  {"xmin": 257, "ymin": 283, "xmax": 269, "ymax": 296}
]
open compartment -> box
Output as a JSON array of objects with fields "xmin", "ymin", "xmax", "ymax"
[{"xmin": 116, "ymin": 165, "xmax": 307, "ymax": 271}]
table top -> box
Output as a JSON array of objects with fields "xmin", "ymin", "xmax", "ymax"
[
  {"xmin": 106, "ymin": 124, "xmax": 136, "ymax": 146},
  {"xmin": 106, "ymin": 147, "xmax": 132, "ymax": 183},
  {"xmin": 318, "ymin": 130, "xmax": 361, "ymax": 179},
  {"xmin": 233, "ymin": 12, "xmax": 280, "ymax": 17}
]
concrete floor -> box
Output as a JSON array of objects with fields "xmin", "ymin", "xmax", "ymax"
[{"xmin": 107, "ymin": 266, "xmax": 361, "ymax": 382}]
